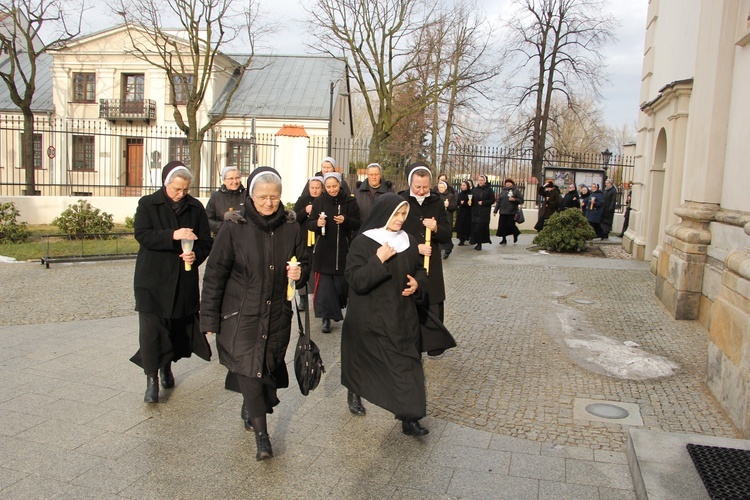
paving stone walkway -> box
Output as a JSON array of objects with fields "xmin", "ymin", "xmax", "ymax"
[{"xmin": 0, "ymin": 235, "xmax": 740, "ymax": 498}]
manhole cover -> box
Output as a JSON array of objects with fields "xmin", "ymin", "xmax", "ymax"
[
  {"xmin": 585, "ymin": 403, "xmax": 629, "ymax": 419},
  {"xmin": 574, "ymin": 299, "xmax": 595, "ymax": 304}
]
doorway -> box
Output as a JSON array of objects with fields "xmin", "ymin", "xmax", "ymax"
[{"xmin": 124, "ymin": 138, "xmax": 144, "ymax": 195}]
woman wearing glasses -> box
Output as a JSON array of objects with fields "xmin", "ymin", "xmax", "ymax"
[{"xmin": 201, "ymin": 166, "xmax": 310, "ymax": 461}]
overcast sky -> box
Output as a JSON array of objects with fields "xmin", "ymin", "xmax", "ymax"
[{"xmin": 83, "ymin": 0, "xmax": 648, "ymax": 136}]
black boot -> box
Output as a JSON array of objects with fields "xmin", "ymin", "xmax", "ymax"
[
  {"xmin": 402, "ymin": 419, "xmax": 429, "ymax": 437},
  {"xmin": 322, "ymin": 318, "xmax": 331, "ymax": 333},
  {"xmin": 254, "ymin": 431, "xmax": 273, "ymax": 461},
  {"xmin": 458, "ymin": 240, "xmax": 465, "ymax": 246},
  {"xmin": 347, "ymin": 390, "xmax": 366, "ymax": 416},
  {"xmin": 241, "ymin": 403, "xmax": 253, "ymax": 431},
  {"xmin": 298, "ymin": 295, "xmax": 307, "ymax": 311},
  {"xmin": 144, "ymin": 373, "xmax": 159, "ymax": 403},
  {"xmin": 159, "ymin": 363, "xmax": 174, "ymax": 388},
  {"xmin": 474, "ymin": 244, "xmax": 482, "ymax": 250},
  {"xmin": 513, "ymin": 233, "xmax": 518, "ymax": 243},
  {"xmin": 500, "ymin": 238, "xmax": 507, "ymax": 245}
]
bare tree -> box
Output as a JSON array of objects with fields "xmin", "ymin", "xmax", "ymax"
[
  {"xmin": 420, "ymin": 0, "xmax": 497, "ymax": 169},
  {"xmin": 504, "ymin": 0, "xmax": 616, "ymax": 182},
  {"xmin": 0, "ymin": 0, "xmax": 83, "ymax": 195},
  {"xmin": 115, "ymin": 0, "xmax": 266, "ymax": 191},
  {"xmin": 308, "ymin": 0, "xmax": 452, "ymax": 160},
  {"xmin": 547, "ymin": 96, "xmax": 608, "ymax": 157}
]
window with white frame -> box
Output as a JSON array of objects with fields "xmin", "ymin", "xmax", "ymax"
[{"xmin": 72, "ymin": 135, "xmax": 95, "ymax": 170}]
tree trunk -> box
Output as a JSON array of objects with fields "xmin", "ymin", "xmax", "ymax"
[{"xmin": 21, "ymin": 108, "xmax": 37, "ymax": 196}]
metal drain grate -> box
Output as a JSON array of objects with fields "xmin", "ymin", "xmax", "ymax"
[{"xmin": 687, "ymin": 443, "xmax": 750, "ymax": 499}]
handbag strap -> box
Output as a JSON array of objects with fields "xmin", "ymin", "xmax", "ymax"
[{"xmin": 294, "ymin": 284, "xmax": 311, "ymax": 342}]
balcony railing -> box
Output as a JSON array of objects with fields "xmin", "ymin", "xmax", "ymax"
[{"xmin": 99, "ymin": 99, "xmax": 156, "ymax": 123}]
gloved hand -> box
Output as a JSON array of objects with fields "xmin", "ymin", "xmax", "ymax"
[{"xmin": 224, "ymin": 211, "xmax": 246, "ymax": 224}]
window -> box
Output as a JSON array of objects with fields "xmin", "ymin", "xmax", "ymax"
[
  {"xmin": 73, "ymin": 72, "xmax": 96, "ymax": 102},
  {"xmin": 122, "ymin": 74, "xmax": 144, "ymax": 102},
  {"xmin": 72, "ymin": 135, "xmax": 95, "ymax": 170},
  {"xmin": 20, "ymin": 133, "xmax": 43, "ymax": 169},
  {"xmin": 172, "ymin": 74, "xmax": 194, "ymax": 105},
  {"xmin": 227, "ymin": 140, "xmax": 253, "ymax": 173},
  {"xmin": 169, "ymin": 138, "xmax": 191, "ymax": 167}
]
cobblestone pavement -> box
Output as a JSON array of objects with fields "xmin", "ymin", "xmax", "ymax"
[{"xmin": 1, "ymin": 234, "xmax": 740, "ymax": 455}]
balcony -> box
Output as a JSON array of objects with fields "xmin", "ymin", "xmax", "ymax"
[{"xmin": 99, "ymin": 99, "xmax": 156, "ymax": 124}]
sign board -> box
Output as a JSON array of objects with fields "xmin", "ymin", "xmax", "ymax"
[{"xmin": 46, "ymin": 146, "xmax": 56, "ymax": 159}]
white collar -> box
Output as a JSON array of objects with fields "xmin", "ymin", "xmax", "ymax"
[{"xmin": 362, "ymin": 228, "xmax": 411, "ymax": 253}]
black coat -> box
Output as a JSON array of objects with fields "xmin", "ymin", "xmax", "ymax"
[
  {"xmin": 292, "ymin": 192, "xmax": 319, "ymax": 226},
  {"xmin": 133, "ymin": 188, "xmax": 212, "ymax": 318},
  {"xmin": 200, "ymin": 205, "xmax": 309, "ymax": 382},
  {"xmin": 585, "ymin": 191, "xmax": 605, "ymax": 223},
  {"xmin": 538, "ymin": 185, "xmax": 562, "ymax": 218},
  {"xmin": 561, "ymin": 190, "xmax": 580, "ymax": 209},
  {"xmin": 470, "ymin": 184, "xmax": 495, "ymax": 244},
  {"xmin": 307, "ymin": 192, "xmax": 361, "ymax": 275},
  {"xmin": 398, "ymin": 189, "xmax": 452, "ymax": 304},
  {"xmin": 341, "ymin": 233, "xmax": 427, "ymax": 420},
  {"xmin": 455, "ymin": 189, "xmax": 472, "ymax": 239},
  {"xmin": 494, "ymin": 186, "xmax": 523, "ymax": 215},
  {"xmin": 354, "ymin": 180, "xmax": 394, "ymax": 224},
  {"xmin": 205, "ymin": 184, "xmax": 246, "ymax": 234},
  {"xmin": 602, "ymin": 185, "xmax": 618, "ymax": 226}
]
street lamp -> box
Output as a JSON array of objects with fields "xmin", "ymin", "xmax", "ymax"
[{"xmin": 601, "ymin": 148, "xmax": 612, "ymax": 183}]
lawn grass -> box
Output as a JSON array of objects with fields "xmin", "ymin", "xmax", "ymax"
[{"xmin": 1, "ymin": 224, "xmax": 137, "ymax": 261}]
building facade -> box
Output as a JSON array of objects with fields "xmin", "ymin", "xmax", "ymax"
[{"xmin": 624, "ymin": 0, "xmax": 750, "ymax": 436}]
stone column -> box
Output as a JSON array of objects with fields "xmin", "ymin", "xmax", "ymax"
[
  {"xmin": 275, "ymin": 125, "xmax": 310, "ymax": 202},
  {"xmin": 654, "ymin": 0, "xmax": 737, "ymax": 318}
]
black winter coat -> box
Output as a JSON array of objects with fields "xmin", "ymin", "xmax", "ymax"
[
  {"xmin": 293, "ymin": 192, "xmax": 319, "ymax": 226},
  {"xmin": 455, "ymin": 189, "xmax": 472, "ymax": 238},
  {"xmin": 205, "ymin": 184, "xmax": 246, "ymax": 234},
  {"xmin": 307, "ymin": 192, "xmax": 361, "ymax": 275},
  {"xmin": 134, "ymin": 188, "xmax": 212, "ymax": 318},
  {"xmin": 538, "ymin": 185, "xmax": 562, "ymax": 218},
  {"xmin": 602, "ymin": 185, "xmax": 618, "ymax": 226},
  {"xmin": 398, "ymin": 189, "xmax": 452, "ymax": 304},
  {"xmin": 561, "ymin": 190, "xmax": 580, "ymax": 209},
  {"xmin": 200, "ymin": 204, "xmax": 309, "ymax": 382},
  {"xmin": 354, "ymin": 180, "xmax": 394, "ymax": 223}
]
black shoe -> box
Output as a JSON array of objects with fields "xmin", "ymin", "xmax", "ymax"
[
  {"xmin": 144, "ymin": 374, "xmax": 159, "ymax": 403},
  {"xmin": 241, "ymin": 403, "xmax": 253, "ymax": 431},
  {"xmin": 513, "ymin": 234, "xmax": 518, "ymax": 243},
  {"xmin": 457, "ymin": 241, "xmax": 465, "ymax": 246},
  {"xmin": 402, "ymin": 419, "xmax": 429, "ymax": 437},
  {"xmin": 474, "ymin": 244, "xmax": 482, "ymax": 250},
  {"xmin": 322, "ymin": 318, "xmax": 331, "ymax": 333},
  {"xmin": 347, "ymin": 390, "xmax": 366, "ymax": 416},
  {"xmin": 159, "ymin": 364, "xmax": 174, "ymax": 388},
  {"xmin": 254, "ymin": 431, "xmax": 273, "ymax": 461},
  {"xmin": 443, "ymin": 251, "xmax": 450, "ymax": 260},
  {"xmin": 298, "ymin": 295, "xmax": 307, "ymax": 311},
  {"xmin": 500, "ymin": 238, "xmax": 507, "ymax": 245}
]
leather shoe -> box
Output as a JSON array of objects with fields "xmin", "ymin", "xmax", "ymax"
[
  {"xmin": 254, "ymin": 431, "xmax": 273, "ymax": 461},
  {"xmin": 159, "ymin": 364, "xmax": 174, "ymax": 388},
  {"xmin": 298, "ymin": 295, "xmax": 307, "ymax": 311},
  {"xmin": 347, "ymin": 390, "xmax": 366, "ymax": 416},
  {"xmin": 474, "ymin": 244, "xmax": 482, "ymax": 250},
  {"xmin": 443, "ymin": 251, "xmax": 450, "ymax": 260},
  {"xmin": 457, "ymin": 241, "xmax": 465, "ymax": 246},
  {"xmin": 402, "ymin": 419, "xmax": 429, "ymax": 437},
  {"xmin": 513, "ymin": 234, "xmax": 518, "ymax": 243},
  {"xmin": 144, "ymin": 373, "xmax": 159, "ymax": 403},
  {"xmin": 322, "ymin": 318, "xmax": 331, "ymax": 333}
]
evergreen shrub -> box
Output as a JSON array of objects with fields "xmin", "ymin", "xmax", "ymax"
[
  {"xmin": 0, "ymin": 202, "xmax": 31, "ymax": 243},
  {"xmin": 533, "ymin": 208, "xmax": 596, "ymax": 252},
  {"xmin": 52, "ymin": 199, "xmax": 114, "ymax": 238}
]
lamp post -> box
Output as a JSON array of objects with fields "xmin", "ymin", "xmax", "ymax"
[{"xmin": 601, "ymin": 148, "xmax": 612, "ymax": 184}]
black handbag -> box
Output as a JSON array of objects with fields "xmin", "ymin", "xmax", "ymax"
[{"xmin": 293, "ymin": 291, "xmax": 325, "ymax": 395}]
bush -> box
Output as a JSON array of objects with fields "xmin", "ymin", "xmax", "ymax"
[
  {"xmin": 125, "ymin": 213, "xmax": 135, "ymax": 230},
  {"xmin": 533, "ymin": 208, "xmax": 596, "ymax": 252},
  {"xmin": 52, "ymin": 199, "xmax": 114, "ymax": 238},
  {"xmin": 0, "ymin": 202, "xmax": 31, "ymax": 243}
]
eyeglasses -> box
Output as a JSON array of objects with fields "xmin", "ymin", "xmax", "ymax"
[{"xmin": 254, "ymin": 195, "xmax": 280, "ymax": 203}]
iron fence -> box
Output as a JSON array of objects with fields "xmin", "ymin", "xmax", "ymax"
[{"xmin": 1, "ymin": 115, "xmax": 634, "ymax": 211}]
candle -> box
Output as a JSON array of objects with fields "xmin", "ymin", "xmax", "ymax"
[
  {"xmin": 424, "ymin": 228, "xmax": 431, "ymax": 276},
  {"xmin": 287, "ymin": 256, "xmax": 298, "ymax": 301},
  {"xmin": 181, "ymin": 238, "xmax": 194, "ymax": 271}
]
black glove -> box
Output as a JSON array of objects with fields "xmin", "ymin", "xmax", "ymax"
[{"xmin": 224, "ymin": 211, "xmax": 246, "ymax": 224}]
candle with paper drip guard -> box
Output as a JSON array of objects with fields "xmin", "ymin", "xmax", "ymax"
[
  {"xmin": 424, "ymin": 228, "xmax": 431, "ymax": 276},
  {"xmin": 181, "ymin": 239, "xmax": 194, "ymax": 271},
  {"xmin": 287, "ymin": 256, "xmax": 298, "ymax": 301},
  {"xmin": 320, "ymin": 212, "xmax": 326, "ymax": 236}
]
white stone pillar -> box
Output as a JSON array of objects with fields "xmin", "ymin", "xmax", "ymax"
[{"xmin": 275, "ymin": 125, "xmax": 310, "ymax": 205}]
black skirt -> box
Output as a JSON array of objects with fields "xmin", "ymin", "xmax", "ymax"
[
  {"xmin": 496, "ymin": 214, "xmax": 520, "ymax": 237},
  {"xmin": 313, "ymin": 272, "xmax": 348, "ymax": 321}
]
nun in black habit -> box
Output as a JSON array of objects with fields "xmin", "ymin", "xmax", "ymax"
[{"xmin": 341, "ymin": 193, "xmax": 431, "ymax": 437}]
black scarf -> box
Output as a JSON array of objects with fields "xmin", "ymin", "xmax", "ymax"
[
  {"xmin": 163, "ymin": 187, "xmax": 188, "ymax": 216},
  {"xmin": 244, "ymin": 198, "xmax": 287, "ymax": 232}
]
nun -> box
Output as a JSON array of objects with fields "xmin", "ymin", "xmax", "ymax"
[
  {"xmin": 306, "ymin": 172, "xmax": 361, "ymax": 333},
  {"xmin": 205, "ymin": 165, "xmax": 245, "ymax": 235},
  {"xmin": 131, "ymin": 161, "xmax": 213, "ymax": 403},
  {"xmin": 341, "ymin": 193, "xmax": 431, "ymax": 437},
  {"xmin": 201, "ymin": 167, "xmax": 309, "ymax": 461}
]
